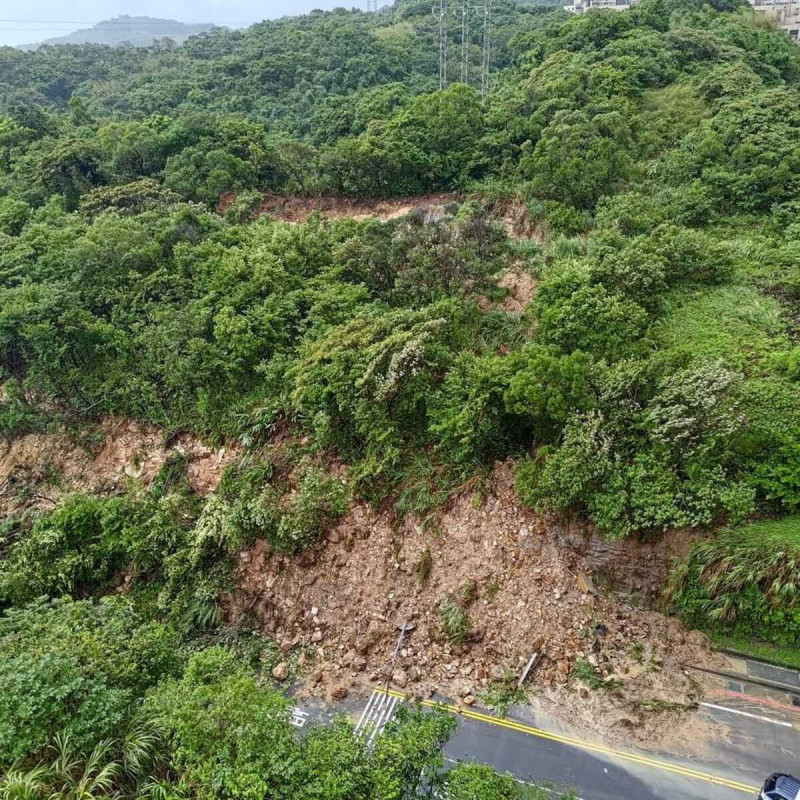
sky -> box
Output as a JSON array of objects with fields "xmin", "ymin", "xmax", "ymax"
[{"xmin": 0, "ymin": 1, "xmax": 362, "ymax": 46}]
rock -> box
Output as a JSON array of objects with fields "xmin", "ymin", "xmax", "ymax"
[
  {"xmin": 577, "ymin": 574, "xmax": 597, "ymax": 595},
  {"xmin": 407, "ymin": 665, "xmax": 420, "ymax": 682},
  {"xmin": 311, "ymin": 629, "xmax": 324, "ymax": 643},
  {"xmin": 309, "ymin": 669, "xmax": 323, "ymax": 684},
  {"xmin": 331, "ymin": 685, "xmax": 349, "ymax": 700},
  {"xmin": 463, "ymin": 694, "xmax": 476, "ymax": 706},
  {"xmin": 353, "ymin": 656, "xmax": 367, "ymax": 672},
  {"xmin": 311, "ymin": 607, "xmax": 319, "ymax": 617},
  {"xmin": 272, "ymin": 662, "xmax": 289, "ymax": 681},
  {"xmin": 392, "ymin": 669, "xmax": 408, "ymax": 688},
  {"xmin": 342, "ymin": 649, "xmax": 356, "ymax": 666},
  {"xmin": 686, "ymin": 629, "xmax": 709, "ymax": 649},
  {"xmin": 490, "ymin": 664, "xmax": 505, "ymax": 682},
  {"xmin": 328, "ymin": 530, "xmax": 341, "ymax": 543}
]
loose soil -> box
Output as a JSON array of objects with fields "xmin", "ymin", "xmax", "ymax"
[
  {"xmin": 227, "ymin": 462, "xmax": 721, "ymax": 750},
  {"xmin": 0, "ymin": 418, "xmax": 237, "ymax": 515},
  {"xmin": 497, "ymin": 266, "xmax": 538, "ymax": 312},
  {"xmin": 219, "ymin": 193, "xmax": 461, "ymax": 224}
]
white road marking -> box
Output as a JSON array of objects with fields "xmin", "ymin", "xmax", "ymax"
[
  {"xmin": 700, "ymin": 701, "xmax": 793, "ymax": 728},
  {"xmin": 354, "ymin": 690, "xmax": 381, "ymax": 733},
  {"xmin": 290, "ymin": 707, "xmax": 309, "ymax": 728},
  {"xmin": 367, "ymin": 694, "xmax": 398, "ymax": 748},
  {"xmin": 355, "ymin": 689, "xmax": 399, "ymax": 744}
]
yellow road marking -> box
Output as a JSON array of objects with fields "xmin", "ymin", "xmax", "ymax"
[{"xmin": 380, "ymin": 689, "xmax": 759, "ymax": 795}]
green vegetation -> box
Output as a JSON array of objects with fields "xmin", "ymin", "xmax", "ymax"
[
  {"xmin": 669, "ymin": 517, "xmax": 800, "ymax": 656},
  {"xmin": 481, "ymin": 680, "xmax": 530, "ymax": 716},
  {"xmin": 569, "ymin": 659, "xmax": 606, "ymax": 691},
  {"xmin": 440, "ymin": 595, "xmax": 472, "ymax": 645},
  {"xmin": 2, "ymin": 0, "xmax": 800, "ymax": 791}
]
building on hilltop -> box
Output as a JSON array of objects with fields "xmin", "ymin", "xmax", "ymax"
[
  {"xmin": 564, "ymin": 0, "xmax": 799, "ymax": 41},
  {"xmin": 564, "ymin": 0, "xmax": 639, "ymax": 13},
  {"xmin": 748, "ymin": 0, "xmax": 800, "ymax": 40}
]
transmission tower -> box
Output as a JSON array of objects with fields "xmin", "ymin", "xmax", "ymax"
[
  {"xmin": 481, "ymin": 0, "xmax": 491, "ymax": 99},
  {"xmin": 437, "ymin": 0, "xmax": 449, "ymax": 90},
  {"xmin": 460, "ymin": 0, "xmax": 470, "ymax": 84}
]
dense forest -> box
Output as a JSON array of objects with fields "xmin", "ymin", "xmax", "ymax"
[{"xmin": 2, "ymin": 0, "xmax": 800, "ymax": 794}]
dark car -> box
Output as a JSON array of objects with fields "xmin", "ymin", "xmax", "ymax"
[{"xmin": 761, "ymin": 773, "xmax": 800, "ymax": 800}]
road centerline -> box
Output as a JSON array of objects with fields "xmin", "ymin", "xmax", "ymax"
[{"xmin": 378, "ymin": 688, "xmax": 760, "ymax": 795}]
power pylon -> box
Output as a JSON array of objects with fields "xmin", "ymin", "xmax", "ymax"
[
  {"xmin": 437, "ymin": 0, "xmax": 449, "ymax": 90},
  {"xmin": 460, "ymin": 0, "xmax": 470, "ymax": 84},
  {"xmin": 481, "ymin": 0, "xmax": 491, "ymax": 99}
]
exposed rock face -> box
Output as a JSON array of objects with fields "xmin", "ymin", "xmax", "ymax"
[{"xmin": 555, "ymin": 518, "xmax": 704, "ymax": 597}]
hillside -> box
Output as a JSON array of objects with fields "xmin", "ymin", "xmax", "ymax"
[
  {"xmin": 19, "ymin": 15, "xmax": 218, "ymax": 50},
  {"xmin": 1, "ymin": 0, "xmax": 800, "ymax": 795}
]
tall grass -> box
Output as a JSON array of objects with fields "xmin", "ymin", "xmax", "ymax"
[{"xmin": 668, "ymin": 516, "xmax": 800, "ymax": 623}]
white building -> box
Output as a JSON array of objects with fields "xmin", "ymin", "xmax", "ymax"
[
  {"xmin": 564, "ymin": 0, "xmax": 800, "ymax": 41},
  {"xmin": 564, "ymin": 0, "xmax": 639, "ymax": 13},
  {"xmin": 748, "ymin": 0, "xmax": 800, "ymax": 41}
]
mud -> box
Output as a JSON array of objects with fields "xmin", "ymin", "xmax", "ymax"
[
  {"xmin": 227, "ymin": 462, "xmax": 721, "ymax": 748},
  {"xmin": 218, "ymin": 192, "xmax": 461, "ymax": 224},
  {"xmin": 497, "ymin": 267, "xmax": 538, "ymax": 312},
  {"xmin": 0, "ymin": 418, "xmax": 237, "ymax": 514}
]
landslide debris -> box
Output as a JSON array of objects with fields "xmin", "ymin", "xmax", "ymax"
[
  {"xmin": 227, "ymin": 463, "xmax": 722, "ymax": 747},
  {"xmin": 0, "ymin": 418, "xmax": 236, "ymax": 515}
]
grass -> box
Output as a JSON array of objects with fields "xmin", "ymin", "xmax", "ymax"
[
  {"xmin": 656, "ymin": 285, "xmax": 787, "ymax": 371},
  {"xmin": 708, "ymin": 630, "xmax": 800, "ymax": 671},
  {"xmin": 669, "ymin": 516, "xmax": 800, "ymax": 619},
  {"xmin": 569, "ymin": 659, "xmax": 621, "ymax": 691},
  {"xmin": 481, "ymin": 680, "xmax": 528, "ymax": 716},
  {"xmin": 414, "ymin": 548, "xmax": 432, "ymax": 585},
  {"xmin": 669, "ymin": 517, "xmax": 800, "ymax": 662},
  {"xmin": 440, "ymin": 596, "xmax": 471, "ymax": 645},
  {"xmin": 569, "ymin": 659, "xmax": 605, "ymax": 690},
  {"xmin": 629, "ymin": 642, "xmax": 644, "ymax": 662}
]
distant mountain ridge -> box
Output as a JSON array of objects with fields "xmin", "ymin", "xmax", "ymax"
[{"xmin": 20, "ymin": 15, "xmax": 218, "ymax": 50}]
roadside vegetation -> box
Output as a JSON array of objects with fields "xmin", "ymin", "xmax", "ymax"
[
  {"xmin": 1, "ymin": 0, "xmax": 800, "ymax": 790},
  {"xmin": 668, "ymin": 517, "xmax": 800, "ymax": 663}
]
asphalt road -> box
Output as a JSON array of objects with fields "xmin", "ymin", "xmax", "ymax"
[{"xmin": 294, "ymin": 655, "xmax": 800, "ymax": 800}]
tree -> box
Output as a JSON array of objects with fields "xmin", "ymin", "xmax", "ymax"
[
  {"xmin": 0, "ymin": 597, "xmax": 180, "ymax": 766},
  {"xmin": 150, "ymin": 647, "xmax": 301, "ymax": 800},
  {"xmin": 522, "ymin": 109, "xmax": 633, "ymax": 209}
]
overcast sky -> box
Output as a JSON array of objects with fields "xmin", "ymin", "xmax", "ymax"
[{"xmin": 0, "ymin": 1, "xmax": 361, "ymax": 46}]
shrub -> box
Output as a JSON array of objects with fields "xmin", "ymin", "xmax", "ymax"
[
  {"xmin": 0, "ymin": 495, "xmax": 128, "ymax": 607},
  {"xmin": 0, "ymin": 597, "xmax": 181, "ymax": 766},
  {"xmin": 150, "ymin": 647, "xmax": 300, "ymax": 800}
]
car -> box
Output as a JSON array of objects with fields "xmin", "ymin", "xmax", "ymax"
[{"xmin": 760, "ymin": 773, "xmax": 800, "ymax": 800}]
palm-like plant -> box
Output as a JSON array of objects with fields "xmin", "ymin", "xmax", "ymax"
[{"xmin": 0, "ymin": 712, "xmax": 176, "ymax": 800}]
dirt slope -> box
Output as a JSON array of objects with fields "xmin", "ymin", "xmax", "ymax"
[
  {"xmin": 0, "ymin": 419, "xmax": 236, "ymax": 514},
  {"xmin": 228, "ymin": 463, "xmax": 719, "ymax": 747}
]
